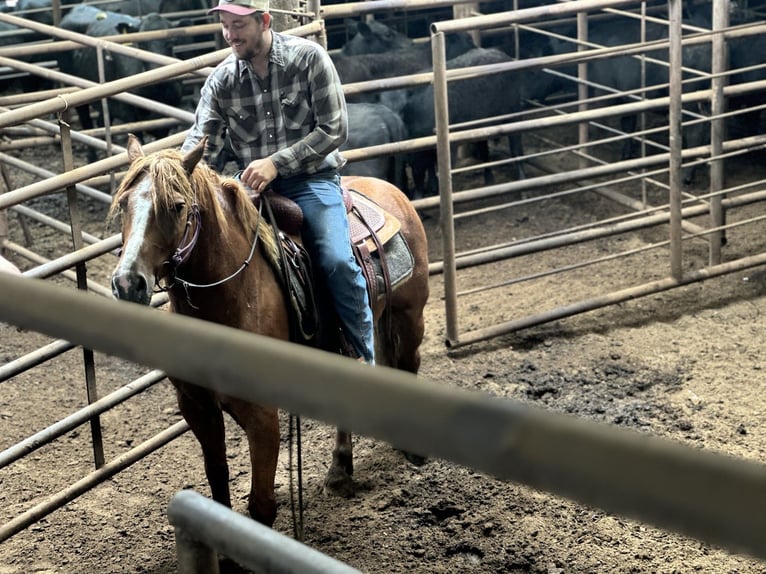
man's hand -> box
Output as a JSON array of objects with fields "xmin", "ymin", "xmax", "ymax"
[{"xmin": 241, "ymin": 158, "xmax": 278, "ymax": 192}]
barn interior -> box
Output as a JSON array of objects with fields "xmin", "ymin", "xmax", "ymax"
[{"xmin": 2, "ymin": 0, "xmax": 766, "ymax": 571}]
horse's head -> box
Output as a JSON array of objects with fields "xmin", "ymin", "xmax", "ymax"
[{"xmin": 109, "ymin": 134, "xmax": 207, "ymax": 305}]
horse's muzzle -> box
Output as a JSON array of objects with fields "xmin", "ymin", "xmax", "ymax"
[{"xmin": 111, "ymin": 272, "xmax": 152, "ymax": 305}]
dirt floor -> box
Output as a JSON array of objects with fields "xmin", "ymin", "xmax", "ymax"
[{"xmin": 2, "ymin": 134, "xmax": 766, "ymax": 574}]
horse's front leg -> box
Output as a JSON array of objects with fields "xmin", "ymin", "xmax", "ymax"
[
  {"xmin": 234, "ymin": 402, "xmax": 280, "ymax": 527},
  {"xmin": 323, "ymin": 429, "xmax": 355, "ymax": 498},
  {"xmin": 174, "ymin": 383, "xmax": 231, "ymax": 508}
]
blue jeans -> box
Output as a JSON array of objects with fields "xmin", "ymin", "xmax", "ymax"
[{"xmin": 271, "ymin": 172, "xmax": 375, "ymax": 364}]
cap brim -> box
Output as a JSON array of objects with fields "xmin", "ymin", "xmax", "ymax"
[{"xmin": 208, "ymin": 5, "xmax": 258, "ymax": 15}]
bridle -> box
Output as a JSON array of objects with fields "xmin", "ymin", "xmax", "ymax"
[
  {"xmin": 168, "ymin": 203, "xmax": 202, "ymax": 270},
  {"xmin": 153, "ymin": 201, "xmax": 263, "ymax": 294}
]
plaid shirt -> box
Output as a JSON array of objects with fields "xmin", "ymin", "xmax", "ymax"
[{"xmin": 182, "ymin": 30, "xmax": 347, "ymax": 177}]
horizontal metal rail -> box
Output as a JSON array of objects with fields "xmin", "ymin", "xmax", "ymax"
[
  {"xmin": 0, "ymin": 370, "xmax": 166, "ymax": 467},
  {"xmin": 448, "ymin": 248, "xmax": 766, "ymax": 348},
  {"xmin": 0, "ymin": 338, "xmax": 76, "ymax": 382},
  {"xmin": 1, "ymin": 274, "xmax": 766, "ymax": 560},
  {"xmin": 169, "ymin": 490, "xmax": 362, "ymax": 574},
  {"xmin": 0, "ymin": 419, "xmax": 188, "ymax": 543},
  {"xmin": 321, "ymin": 0, "xmax": 478, "ymax": 19}
]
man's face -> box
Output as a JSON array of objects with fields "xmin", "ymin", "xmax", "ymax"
[{"xmin": 220, "ymin": 12, "xmax": 267, "ymax": 61}]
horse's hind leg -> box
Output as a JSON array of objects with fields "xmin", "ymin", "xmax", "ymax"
[
  {"xmin": 175, "ymin": 384, "xmax": 231, "ymax": 508},
  {"xmin": 229, "ymin": 401, "xmax": 279, "ymax": 527},
  {"xmin": 384, "ymin": 306, "xmax": 426, "ymax": 375},
  {"xmin": 381, "ymin": 305, "xmax": 428, "ymax": 465},
  {"xmin": 324, "ymin": 430, "xmax": 355, "ymax": 498}
]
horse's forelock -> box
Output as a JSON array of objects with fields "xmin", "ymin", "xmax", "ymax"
[
  {"xmin": 108, "ymin": 150, "xmax": 279, "ymax": 259},
  {"xmin": 148, "ymin": 150, "xmax": 196, "ymax": 214}
]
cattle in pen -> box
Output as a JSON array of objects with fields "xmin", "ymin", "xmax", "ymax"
[{"xmin": 58, "ymin": 5, "xmax": 182, "ymax": 161}]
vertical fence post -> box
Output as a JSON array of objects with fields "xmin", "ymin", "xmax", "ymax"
[
  {"xmin": 709, "ymin": 0, "xmax": 729, "ymax": 264},
  {"xmin": 174, "ymin": 527, "xmax": 220, "ymax": 574},
  {"xmin": 668, "ymin": 0, "xmax": 684, "ymax": 280},
  {"xmin": 432, "ymin": 29, "xmax": 459, "ymax": 345},
  {"xmin": 59, "ymin": 115, "xmax": 105, "ymax": 469}
]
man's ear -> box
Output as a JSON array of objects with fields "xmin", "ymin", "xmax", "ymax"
[{"xmin": 262, "ymin": 12, "xmax": 271, "ymax": 28}]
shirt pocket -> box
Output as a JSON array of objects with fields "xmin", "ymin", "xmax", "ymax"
[
  {"xmin": 226, "ymin": 104, "xmax": 261, "ymax": 145},
  {"xmin": 281, "ymin": 88, "xmax": 311, "ymax": 132}
]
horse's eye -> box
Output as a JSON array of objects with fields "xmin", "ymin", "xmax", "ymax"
[{"xmin": 174, "ymin": 202, "xmax": 186, "ymax": 215}]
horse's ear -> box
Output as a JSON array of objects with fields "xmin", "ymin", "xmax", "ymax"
[
  {"xmin": 126, "ymin": 134, "xmax": 144, "ymax": 163},
  {"xmin": 182, "ymin": 136, "xmax": 207, "ymax": 175}
]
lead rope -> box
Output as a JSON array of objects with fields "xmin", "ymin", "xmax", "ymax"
[{"xmin": 288, "ymin": 413, "xmax": 304, "ymax": 541}]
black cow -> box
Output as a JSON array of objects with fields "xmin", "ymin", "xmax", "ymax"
[
  {"xmin": 16, "ymin": 0, "xmax": 205, "ymax": 20},
  {"xmin": 341, "ymin": 102, "xmax": 409, "ymax": 191},
  {"xmin": 59, "ymin": 6, "xmax": 181, "ymax": 161},
  {"xmin": 574, "ymin": 19, "xmax": 670, "ymax": 160},
  {"xmin": 91, "ymin": 0, "xmax": 207, "ymax": 15},
  {"xmin": 10, "ymin": 0, "xmax": 63, "ymax": 91},
  {"xmin": 14, "ymin": 0, "xmax": 52, "ymax": 25},
  {"xmin": 58, "ymin": 3, "xmax": 137, "ymax": 34},
  {"xmin": 333, "ymin": 31, "xmax": 476, "ymax": 88},
  {"xmin": 340, "ymin": 20, "xmax": 414, "ymax": 56},
  {"xmin": 548, "ymin": 12, "xmax": 716, "ymax": 183},
  {"xmin": 0, "ymin": 20, "xmax": 39, "ymax": 91},
  {"xmin": 392, "ymin": 47, "xmax": 527, "ymax": 199},
  {"xmin": 729, "ymin": 34, "xmax": 766, "ymax": 133}
]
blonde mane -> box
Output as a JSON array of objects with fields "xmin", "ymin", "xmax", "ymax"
[{"xmin": 108, "ymin": 149, "xmax": 279, "ymax": 265}]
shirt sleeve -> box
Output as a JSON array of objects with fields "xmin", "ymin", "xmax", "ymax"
[
  {"xmin": 181, "ymin": 73, "xmax": 227, "ymax": 163},
  {"xmin": 270, "ymin": 47, "xmax": 348, "ymax": 177}
]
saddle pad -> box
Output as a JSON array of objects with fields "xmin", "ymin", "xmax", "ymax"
[
  {"xmin": 347, "ymin": 189, "xmax": 401, "ymax": 253},
  {"xmin": 371, "ymin": 231, "xmax": 414, "ymax": 298}
]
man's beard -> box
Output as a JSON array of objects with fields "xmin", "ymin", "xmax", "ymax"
[{"xmin": 233, "ymin": 44, "xmax": 255, "ymax": 60}]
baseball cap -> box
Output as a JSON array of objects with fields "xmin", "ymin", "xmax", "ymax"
[{"xmin": 208, "ymin": 0, "xmax": 269, "ymax": 16}]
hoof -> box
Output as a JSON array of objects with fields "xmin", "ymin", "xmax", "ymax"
[
  {"xmin": 323, "ymin": 466, "xmax": 355, "ymax": 498},
  {"xmin": 248, "ymin": 498, "xmax": 276, "ymax": 527}
]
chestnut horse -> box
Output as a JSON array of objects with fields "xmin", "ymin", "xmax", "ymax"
[{"xmin": 108, "ymin": 135, "xmax": 429, "ymax": 526}]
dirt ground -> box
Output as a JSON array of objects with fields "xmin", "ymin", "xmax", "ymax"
[{"xmin": 2, "ymin": 134, "xmax": 766, "ymax": 574}]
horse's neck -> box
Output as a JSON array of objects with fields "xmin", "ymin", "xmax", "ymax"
[
  {"xmin": 192, "ymin": 214, "xmax": 254, "ymax": 280},
  {"xmin": 171, "ymin": 213, "xmax": 288, "ymax": 335}
]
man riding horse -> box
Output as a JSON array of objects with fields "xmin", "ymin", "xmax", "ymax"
[{"xmin": 182, "ymin": 0, "xmax": 375, "ymax": 365}]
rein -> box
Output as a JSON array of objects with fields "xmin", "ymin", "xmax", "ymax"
[{"xmin": 155, "ymin": 201, "xmax": 264, "ymax": 293}]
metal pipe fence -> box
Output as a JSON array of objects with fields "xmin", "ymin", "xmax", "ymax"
[
  {"xmin": 1, "ymin": 0, "xmax": 766, "ymax": 570},
  {"xmin": 423, "ymin": 0, "xmax": 766, "ymax": 348}
]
